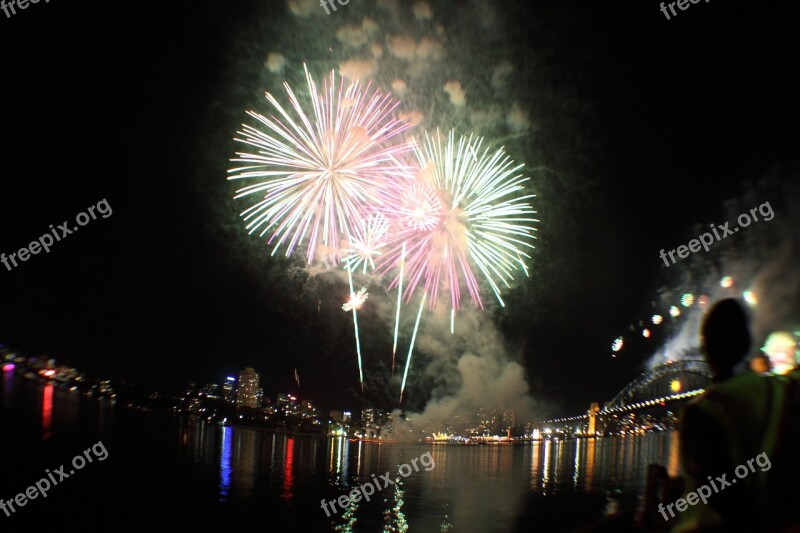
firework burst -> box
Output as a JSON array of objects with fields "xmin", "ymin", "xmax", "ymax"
[
  {"xmin": 380, "ymin": 129, "xmax": 538, "ymax": 311},
  {"xmin": 228, "ymin": 65, "xmax": 413, "ymax": 265},
  {"xmin": 343, "ymin": 287, "xmax": 369, "ymax": 312},
  {"xmin": 341, "ymin": 213, "xmax": 389, "ymax": 274}
]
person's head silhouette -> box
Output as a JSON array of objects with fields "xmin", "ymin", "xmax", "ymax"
[{"xmin": 701, "ymin": 298, "xmax": 752, "ymax": 380}]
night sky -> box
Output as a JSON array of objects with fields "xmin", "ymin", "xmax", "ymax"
[{"xmin": 1, "ymin": 0, "xmax": 798, "ymax": 416}]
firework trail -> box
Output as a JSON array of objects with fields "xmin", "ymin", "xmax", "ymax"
[
  {"xmin": 229, "ymin": 65, "xmax": 413, "ymax": 265},
  {"xmin": 392, "ymin": 242, "xmax": 406, "ymax": 375},
  {"xmin": 400, "ymin": 292, "xmax": 427, "ymax": 404},
  {"xmin": 340, "ymin": 213, "xmax": 385, "ymax": 388},
  {"xmin": 344, "ymin": 267, "xmax": 367, "ymax": 393}
]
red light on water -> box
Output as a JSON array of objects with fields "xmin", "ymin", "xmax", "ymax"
[
  {"xmin": 2, "ymin": 363, "xmax": 14, "ymax": 372},
  {"xmin": 282, "ymin": 437, "xmax": 294, "ymax": 502},
  {"xmin": 42, "ymin": 383, "xmax": 53, "ymax": 440}
]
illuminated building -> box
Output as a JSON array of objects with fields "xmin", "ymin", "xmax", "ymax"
[
  {"xmin": 202, "ymin": 383, "xmax": 220, "ymax": 399},
  {"xmin": 236, "ymin": 367, "xmax": 260, "ymax": 409},
  {"xmin": 328, "ymin": 410, "xmax": 351, "ymax": 436},
  {"xmin": 222, "ymin": 376, "xmax": 236, "ymax": 404},
  {"xmin": 300, "ymin": 400, "xmax": 318, "ymax": 420},
  {"xmin": 277, "ymin": 393, "xmax": 300, "ymax": 416}
]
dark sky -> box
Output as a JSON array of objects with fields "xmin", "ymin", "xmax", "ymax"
[{"xmin": 0, "ymin": 0, "xmax": 798, "ymax": 417}]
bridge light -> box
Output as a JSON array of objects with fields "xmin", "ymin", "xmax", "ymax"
[
  {"xmin": 669, "ymin": 306, "xmax": 680, "ymax": 318},
  {"xmin": 681, "ymin": 293, "xmax": 695, "ymax": 307},
  {"xmin": 642, "ymin": 328, "xmax": 651, "ymax": 338},
  {"xmin": 670, "ymin": 380, "xmax": 682, "ymax": 393},
  {"xmin": 720, "ymin": 276, "xmax": 734, "ymax": 288},
  {"xmin": 612, "ymin": 337, "xmax": 624, "ymax": 352},
  {"xmin": 652, "ymin": 314, "xmax": 663, "ymax": 325}
]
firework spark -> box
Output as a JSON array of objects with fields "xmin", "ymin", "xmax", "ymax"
[
  {"xmin": 229, "ymin": 65, "xmax": 412, "ymax": 265},
  {"xmin": 343, "ymin": 287, "xmax": 369, "ymax": 312}
]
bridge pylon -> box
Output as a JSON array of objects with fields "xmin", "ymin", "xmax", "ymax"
[{"xmin": 587, "ymin": 402, "xmax": 600, "ymax": 436}]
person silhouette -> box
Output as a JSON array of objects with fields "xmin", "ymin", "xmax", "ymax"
[{"xmin": 674, "ymin": 298, "xmax": 789, "ymax": 531}]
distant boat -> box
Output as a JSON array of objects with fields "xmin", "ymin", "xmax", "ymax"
[{"xmin": 349, "ymin": 437, "xmax": 396, "ymax": 444}]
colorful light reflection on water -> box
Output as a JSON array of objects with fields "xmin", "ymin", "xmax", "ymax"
[
  {"xmin": 281, "ymin": 437, "xmax": 294, "ymax": 502},
  {"xmin": 42, "ymin": 383, "xmax": 53, "ymax": 440},
  {"xmin": 219, "ymin": 426, "xmax": 232, "ymax": 501}
]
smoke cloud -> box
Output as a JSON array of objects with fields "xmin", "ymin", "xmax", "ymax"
[{"xmin": 648, "ymin": 172, "xmax": 800, "ymax": 368}]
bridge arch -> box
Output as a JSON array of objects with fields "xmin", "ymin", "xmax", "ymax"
[{"xmin": 601, "ymin": 359, "xmax": 712, "ymax": 413}]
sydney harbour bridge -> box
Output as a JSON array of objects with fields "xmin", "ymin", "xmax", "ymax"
[{"xmin": 536, "ymin": 359, "xmax": 713, "ymax": 436}]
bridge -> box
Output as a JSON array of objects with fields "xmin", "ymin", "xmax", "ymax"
[{"xmin": 537, "ymin": 359, "xmax": 713, "ymax": 434}]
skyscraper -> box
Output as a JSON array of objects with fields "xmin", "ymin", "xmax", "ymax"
[
  {"xmin": 236, "ymin": 367, "xmax": 260, "ymax": 409},
  {"xmin": 222, "ymin": 376, "xmax": 236, "ymax": 404},
  {"xmin": 277, "ymin": 393, "xmax": 299, "ymax": 416}
]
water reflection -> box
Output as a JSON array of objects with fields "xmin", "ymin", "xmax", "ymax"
[
  {"xmin": 234, "ymin": 429, "xmax": 257, "ymax": 496},
  {"xmin": 585, "ymin": 438, "xmax": 596, "ymax": 492},
  {"xmin": 53, "ymin": 403, "xmax": 679, "ymax": 531},
  {"xmin": 328, "ymin": 436, "xmax": 350, "ymax": 488},
  {"xmin": 667, "ymin": 430, "xmax": 680, "ymax": 477},
  {"xmin": 542, "ymin": 439, "xmax": 551, "ymax": 490},
  {"xmin": 333, "ymin": 494, "xmax": 359, "ymax": 533},
  {"xmin": 3, "ymin": 377, "xmax": 687, "ymax": 531},
  {"xmin": 41, "ymin": 383, "xmax": 53, "ymax": 440},
  {"xmin": 282, "ymin": 437, "xmax": 294, "ymax": 501},
  {"xmin": 219, "ymin": 426, "xmax": 232, "ymax": 501},
  {"xmin": 2, "ymin": 365, "xmax": 13, "ymax": 408},
  {"xmin": 530, "ymin": 441, "xmax": 541, "ymax": 490},
  {"xmin": 382, "ymin": 478, "xmax": 407, "ymax": 533}
]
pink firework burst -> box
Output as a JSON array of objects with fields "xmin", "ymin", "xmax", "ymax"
[
  {"xmin": 228, "ymin": 65, "xmax": 413, "ymax": 265},
  {"xmin": 378, "ymin": 130, "xmax": 537, "ymax": 311}
]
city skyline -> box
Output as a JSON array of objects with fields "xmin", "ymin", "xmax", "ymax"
[{"xmin": 1, "ymin": 0, "xmax": 798, "ymax": 426}]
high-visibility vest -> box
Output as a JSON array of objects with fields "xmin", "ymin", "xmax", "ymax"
[{"xmin": 674, "ymin": 372, "xmax": 789, "ymax": 532}]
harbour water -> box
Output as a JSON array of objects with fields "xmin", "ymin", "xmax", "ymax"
[{"xmin": 1, "ymin": 376, "xmax": 679, "ymax": 531}]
